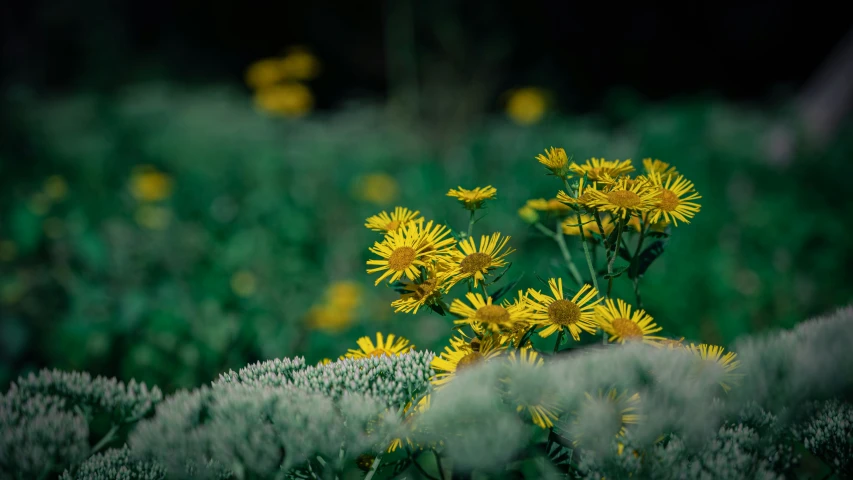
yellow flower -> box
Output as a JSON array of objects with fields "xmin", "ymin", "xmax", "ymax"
[
  {"xmin": 253, "ymin": 83, "xmax": 313, "ymax": 117},
  {"xmin": 528, "ymin": 279, "xmax": 602, "ymax": 340},
  {"xmin": 345, "ymin": 332, "xmax": 414, "ymax": 359},
  {"xmin": 447, "ymin": 233, "xmax": 514, "ymax": 288},
  {"xmin": 569, "ymin": 158, "xmax": 635, "ymax": 181},
  {"xmin": 562, "ymin": 214, "xmax": 614, "ymax": 238},
  {"xmin": 505, "ymin": 87, "xmax": 548, "ymax": 125},
  {"xmin": 517, "ymin": 206, "xmax": 539, "ymax": 224},
  {"xmin": 496, "ymin": 291, "xmax": 536, "ymax": 347},
  {"xmin": 231, "ymin": 270, "xmax": 257, "ymax": 297},
  {"xmin": 366, "ymin": 220, "xmax": 455, "ymax": 285},
  {"xmin": 653, "ymin": 337, "xmax": 685, "ymax": 349},
  {"xmin": 646, "ymin": 172, "xmax": 702, "ymax": 226},
  {"xmin": 450, "ymin": 292, "xmax": 531, "ymax": 334},
  {"xmin": 43, "ymin": 175, "xmax": 68, "ymax": 201},
  {"xmin": 244, "ymin": 58, "xmax": 289, "ymax": 89},
  {"xmin": 526, "ymin": 198, "xmax": 571, "ymax": 214},
  {"xmin": 130, "ymin": 165, "xmax": 173, "ymax": 202},
  {"xmin": 536, "ymin": 147, "xmax": 569, "ymax": 175},
  {"xmin": 319, "ymin": 358, "xmax": 333, "ymax": 366},
  {"xmin": 642, "ymin": 158, "xmax": 679, "ymax": 180},
  {"xmin": 431, "ymin": 335, "xmax": 504, "ymax": 387},
  {"xmin": 364, "ymin": 207, "xmax": 422, "ymax": 233},
  {"xmin": 134, "ymin": 205, "xmax": 171, "ymax": 230},
  {"xmin": 596, "ymin": 298, "xmax": 665, "ymax": 344},
  {"xmin": 387, "ymin": 394, "xmax": 431, "ymax": 453},
  {"xmin": 392, "ymin": 268, "xmax": 451, "ymax": 315},
  {"xmin": 307, "ymin": 304, "xmax": 353, "ymax": 332},
  {"xmin": 446, "ymin": 185, "xmax": 497, "ymax": 210},
  {"xmin": 688, "ymin": 343, "xmax": 743, "ymax": 393},
  {"xmin": 585, "ymin": 176, "xmax": 657, "ymax": 219},
  {"xmin": 572, "ymin": 389, "xmax": 642, "ymax": 444},
  {"xmin": 352, "ymin": 173, "xmax": 399, "ymax": 205},
  {"xmin": 556, "ymin": 176, "xmax": 600, "ymax": 209},
  {"xmin": 326, "ymin": 281, "xmax": 362, "ymax": 311},
  {"xmin": 279, "ymin": 46, "xmax": 321, "ymax": 81},
  {"xmin": 504, "ymin": 349, "xmax": 561, "ymax": 428}
]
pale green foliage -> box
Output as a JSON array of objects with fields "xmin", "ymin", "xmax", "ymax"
[
  {"xmin": 794, "ymin": 399, "xmax": 853, "ymax": 476},
  {"xmin": 60, "ymin": 446, "xmax": 166, "ymax": 480}
]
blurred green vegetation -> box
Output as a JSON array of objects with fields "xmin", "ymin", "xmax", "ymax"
[{"xmin": 2, "ymin": 83, "xmax": 852, "ymax": 392}]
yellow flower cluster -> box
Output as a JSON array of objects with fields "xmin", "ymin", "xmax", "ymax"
[
  {"xmin": 245, "ymin": 46, "xmax": 320, "ymax": 117},
  {"xmin": 306, "ymin": 281, "xmax": 363, "ymax": 332}
]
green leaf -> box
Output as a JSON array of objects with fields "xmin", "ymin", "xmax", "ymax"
[
  {"xmin": 489, "ymin": 273, "xmax": 524, "ymax": 302},
  {"xmin": 429, "ymin": 303, "xmax": 446, "ymax": 316},
  {"xmin": 490, "ymin": 262, "xmax": 513, "ymax": 285},
  {"xmin": 647, "ymin": 230, "xmax": 671, "ymax": 239},
  {"xmin": 629, "ymin": 239, "xmax": 667, "ymax": 279}
]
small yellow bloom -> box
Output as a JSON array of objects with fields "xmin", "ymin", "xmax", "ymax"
[
  {"xmin": 585, "ymin": 176, "xmax": 657, "ymax": 220},
  {"xmin": 326, "ymin": 281, "xmax": 362, "ymax": 311},
  {"xmin": 504, "ymin": 349, "xmax": 561, "ymax": 428},
  {"xmin": 450, "ymin": 292, "xmax": 531, "ymax": 334},
  {"xmin": 571, "ymin": 389, "xmax": 642, "ymax": 444},
  {"xmin": 366, "ymin": 220, "xmax": 455, "ymax": 285},
  {"xmin": 446, "ymin": 185, "xmax": 497, "ymax": 210},
  {"xmin": 517, "ymin": 206, "xmax": 539, "ymax": 224},
  {"xmin": 505, "ymin": 87, "xmax": 548, "ymax": 125},
  {"xmin": 562, "ymin": 214, "xmax": 614, "ymax": 238},
  {"xmin": 319, "ymin": 358, "xmax": 333, "ymax": 366},
  {"xmin": 130, "ymin": 166, "xmax": 174, "ymax": 202},
  {"xmin": 245, "ymin": 58, "xmax": 289, "ymax": 89},
  {"xmin": 569, "ymin": 158, "xmax": 635, "ymax": 181},
  {"xmin": 642, "ymin": 158, "xmax": 679, "ymax": 180},
  {"xmin": 447, "ymin": 233, "xmax": 514, "ymax": 288},
  {"xmin": 253, "ymin": 83, "xmax": 313, "ymax": 117},
  {"xmin": 352, "ymin": 173, "xmax": 400, "ymax": 205},
  {"xmin": 391, "ymin": 265, "xmax": 451, "ymax": 314},
  {"xmin": 280, "ymin": 46, "xmax": 322, "ymax": 80},
  {"xmin": 526, "ymin": 198, "xmax": 571, "ymax": 214},
  {"xmin": 528, "ymin": 279, "xmax": 602, "ymax": 341},
  {"xmin": 231, "ymin": 270, "xmax": 257, "ymax": 297},
  {"xmin": 688, "ymin": 343, "xmax": 743, "ymax": 392},
  {"xmin": 364, "ymin": 207, "xmax": 422, "ymax": 233},
  {"xmin": 596, "ymin": 298, "xmax": 665, "ymax": 344},
  {"xmin": 431, "ymin": 335, "xmax": 504, "ymax": 387},
  {"xmin": 43, "ymin": 175, "xmax": 68, "ymax": 201},
  {"xmin": 307, "ymin": 304, "xmax": 354, "ymax": 332},
  {"xmin": 646, "ymin": 172, "xmax": 702, "ymax": 226},
  {"xmin": 134, "ymin": 205, "xmax": 171, "ymax": 230},
  {"xmin": 536, "ymin": 147, "xmax": 569, "ymax": 175},
  {"xmin": 345, "ymin": 332, "xmax": 414, "ymax": 359}
]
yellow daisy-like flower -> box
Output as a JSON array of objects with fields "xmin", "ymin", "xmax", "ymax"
[
  {"xmin": 528, "ymin": 279, "xmax": 602, "ymax": 340},
  {"xmin": 364, "ymin": 206, "xmax": 422, "ymax": 233},
  {"xmin": 387, "ymin": 394, "xmax": 431, "ymax": 452},
  {"xmin": 344, "ymin": 332, "xmax": 414, "ymax": 359},
  {"xmin": 504, "ymin": 349, "xmax": 561, "ymax": 428},
  {"xmin": 446, "ymin": 185, "xmax": 497, "ymax": 210},
  {"xmin": 688, "ymin": 343, "xmax": 743, "ymax": 393},
  {"xmin": 562, "ymin": 214, "xmax": 614, "ymax": 238},
  {"xmin": 496, "ymin": 291, "xmax": 536, "ymax": 347},
  {"xmin": 517, "ymin": 205, "xmax": 540, "ymax": 224},
  {"xmin": 585, "ymin": 176, "xmax": 657, "ymax": 220},
  {"xmin": 391, "ymin": 265, "xmax": 451, "ymax": 314},
  {"xmin": 431, "ymin": 335, "xmax": 505, "ymax": 387},
  {"xmin": 536, "ymin": 147, "xmax": 569, "ymax": 175},
  {"xmin": 571, "ymin": 389, "xmax": 642, "ymax": 445},
  {"xmin": 450, "ymin": 292, "xmax": 530, "ymax": 333},
  {"xmin": 366, "ymin": 220, "xmax": 455, "ymax": 286},
  {"xmin": 526, "ymin": 198, "xmax": 572, "ymax": 214},
  {"xmin": 596, "ymin": 298, "xmax": 665, "ymax": 344},
  {"xmin": 569, "ymin": 158, "xmax": 635, "ymax": 181},
  {"xmin": 646, "ymin": 172, "xmax": 702, "ymax": 226},
  {"xmin": 642, "ymin": 158, "xmax": 679, "ymax": 180},
  {"xmin": 556, "ymin": 175, "xmax": 603, "ymax": 209},
  {"xmin": 447, "ymin": 233, "xmax": 514, "ymax": 288}
]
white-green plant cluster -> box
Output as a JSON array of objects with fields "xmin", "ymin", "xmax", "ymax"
[{"xmin": 2, "ymin": 307, "xmax": 852, "ymax": 479}]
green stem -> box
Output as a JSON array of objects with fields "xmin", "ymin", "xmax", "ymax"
[
  {"xmin": 432, "ymin": 449, "xmax": 446, "ymax": 480},
  {"xmin": 480, "ymin": 281, "xmax": 489, "ymax": 299},
  {"xmin": 554, "ymin": 219, "xmax": 584, "ymax": 287},
  {"xmin": 467, "ymin": 210, "xmax": 476, "ymax": 238},
  {"xmin": 564, "ymin": 177, "xmax": 601, "ymax": 298},
  {"xmin": 364, "ymin": 454, "xmax": 383, "ymax": 480},
  {"xmin": 407, "ymin": 448, "xmax": 440, "ymax": 480},
  {"xmin": 630, "ymin": 213, "xmax": 650, "ymax": 307},
  {"xmin": 517, "ymin": 325, "xmax": 536, "ymax": 351},
  {"xmin": 553, "ymin": 329, "xmax": 564, "ymax": 353},
  {"xmin": 606, "ymin": 218, "xmax": 625, "ymax": 298},
  {"xmin": 91, "ymin": 424, "xmax": 119, "ymax": 455},
  {"xmin": 633, "ymin": 277, "xmax": 643, "ymax": 309}
]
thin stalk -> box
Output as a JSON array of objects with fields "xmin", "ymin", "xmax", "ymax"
[
  {"xmin": 554, "ymin": 219, "xmax": 584, "ymax": 287},
  {"xmin": 606, "ymin": 218, "xmax": 625, "ymax": 298},
  {"xmin": 467, "ymin": 210, "xmax": 476, "ymax": 238},
  {"xmin": 564, "ymin": 177, "xmax": 601, "ymax": 298},
  {"xmin": 91, "ymin": 424, "xmax": 120, "ymax": 455},
  {"xmin": 407, "ymin": 448, "xmax": 440, "ymax": 480},
  {"xmin": 630, "ymin": 213, "xmax": 650, "ymax": 306},
  {"xmin": 364, "ymin": 455, "xmax": 383, "ymax": 480},
  {"xmin": 553, "ymin": 329, "xmax": 564, "ymax": 353},
  {"xmin": 432, "ymin": 449, "xmax": 446, "ymax": 480}
]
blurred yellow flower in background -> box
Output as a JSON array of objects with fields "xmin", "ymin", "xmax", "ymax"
[
  {"xmin": 280, "ymin": 46, "xmax": 321, "ymax": 81},
  {"xmin": 134, "ymin": 205, "xmax": 171, "ymax": 230},
  {"xmin": 517, "ymin": 205, "xmax": 539, "ymax": 224},
  {"xmin": 43, "ymin": 175, "xmax": 68, "ymax": 201},
  {"xmin": 245, "ymin": 58, "xmax": 289, "ymax": 89},
  {"xmin": 307, "ymin": 281, "xmax": 363, "ymax": 332},
  {"xmin": 231, "ymin": 270, "xmax": 258, "ymax": 298},
  {"xmin": 130, "ymin": 166, "xmax": 174, "ymax": 202},
  {"xmin": 352, "ymin": 173, "xmax": 400, "ymax": 205},
  {"xmin": 505, "ymin": 87, "xmax": 548, "ymax": 125},
  {"xmin": 253, "ymin": 83, "xmax": 314, "ymax": 117}
]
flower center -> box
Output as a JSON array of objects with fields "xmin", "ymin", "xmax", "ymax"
[
  {"xmin": 656, "ymin": 189, "xmax": 680, "ymax": 212},
  {"xmin": 459, "ymin": 252, "xmax": 492, "ymax": 274},
  {"xmin": 385, "ymin": 220, "xmax": 401, "ymax": 231},
  {"xmin": 606, "ymin": 190, "xmax": 641, "ymax": 208},
  {"xmin": 548, "ymin": 299, "xmax": 581, "ymax": 326},
  {"xmin": 456, "ymin": 351, "xmax": 484, "ymax": 371},
  {"xmin": 414, "ymin": 277, "xmax": 438, "ymax": 299},
  {"xmin": 388, "ymin": 246, "xmax": 416, "ymax": 271},
  {"xmin": 368, "ymin": 348, "xmax": 391, "ymax": 357},
  {"xmin": 611, "ymin": 318, "xmax": 643, "ymax": 340},
  {"xmin": 475, "ymin": 304, "xmax": 510, "ymax": 324}
]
